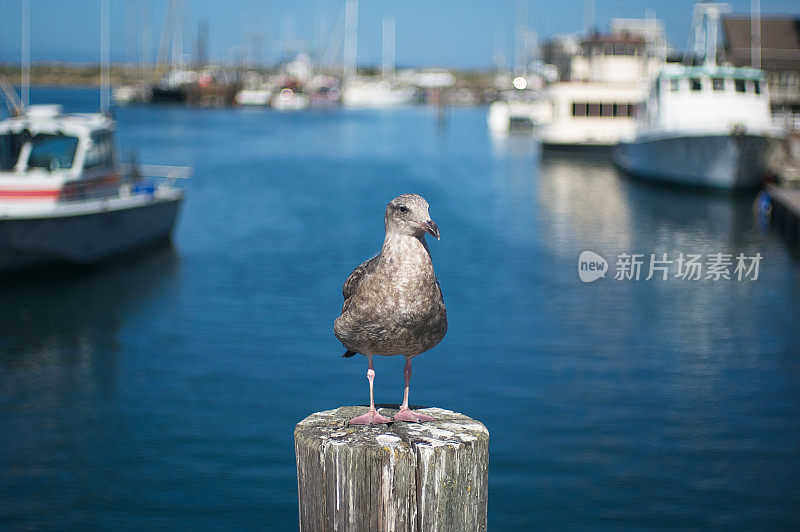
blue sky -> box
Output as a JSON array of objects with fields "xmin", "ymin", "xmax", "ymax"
[{"xmin": 1, "ymin": 0, "xmax": 799, "ymax": 68}]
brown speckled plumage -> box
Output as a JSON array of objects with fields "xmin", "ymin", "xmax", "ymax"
[{"xmin": 334, "ymin": 194, "xmax": 447, "ymax": 358}]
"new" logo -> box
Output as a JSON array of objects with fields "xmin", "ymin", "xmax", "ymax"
[{"xmin": 578, "ymin": 251, "xmax": 608, "ymax": 283}]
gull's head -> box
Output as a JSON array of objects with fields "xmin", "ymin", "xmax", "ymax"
[{"xmin": 385, "ymin": 193, "xmax": 439, "ymax": 240}]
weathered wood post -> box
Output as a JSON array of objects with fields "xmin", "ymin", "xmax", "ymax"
[{"xmin": 295, "ymin": 406, "xmax": 489, "ymax": 531}]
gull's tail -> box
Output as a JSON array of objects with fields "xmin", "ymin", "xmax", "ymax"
[{"xmin": 342, "ymin": 350, "xmax": 357, "ymax": 358}]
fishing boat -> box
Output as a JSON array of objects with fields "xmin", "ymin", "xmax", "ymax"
[
  {"xmin": 614, "ymin": 3, "xmax": 775, "ymax": 190},
  {"xmin": 0, "ymin": 104, "xmax": 189, "ymax": 272}
]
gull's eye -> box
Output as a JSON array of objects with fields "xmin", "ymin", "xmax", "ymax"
[{"xmin": 398, "ymin": 205, "xmax": 408, "ymax": 213}]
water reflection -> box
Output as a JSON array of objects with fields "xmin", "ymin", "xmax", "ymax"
[
  {"xmin": 537, "ymin": 156, "xmax": 635, "ymax": 252},
  {"xmin": 534, "ymin": 156, "xmax": 761, "ymax": 258},
  {"xmin": 0, "ymin": 248, "xmax": 180, "ymax": 373},
  {"xmin": 0, "ymin": 248, "xmax": 182, "ymax": 528}
]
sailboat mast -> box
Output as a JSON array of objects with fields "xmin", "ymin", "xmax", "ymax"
[
  {"xmin": 381, "ymin": 17, "xmax": 395, "ymax": 79},
  {"xmin": 101, "ymin": 0, "xmax": 110, "ymax": 112},
  {"xmin": 343, "ymin": 0, "xmax": 358, "ymax": 83},
  {"xmin": 21, "ymin": 0, "xmax": 30, "ymax": 110}
]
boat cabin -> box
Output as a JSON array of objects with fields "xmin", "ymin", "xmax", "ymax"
[
  {"xmin": 636, "ymin": 64, "xmax": 773, "ymax": 137},
  {"xmin": 0, "ymin": 105, "xmax": 120, "ymax": 202}
]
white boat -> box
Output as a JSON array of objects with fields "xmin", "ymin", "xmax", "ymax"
[
  {"xmin": 234, "ymin": 71, "xmax": 272, "ymax": 107},
  {"xmin": 539, "ymin": 20, "xmax": 666, "ymax": 151},
  {"xmin": 614, "ymin": 3, "xmax": 775, "ymax": 190},
  {"xmin": 234, "ymin": 88, "xmax": 272, "ymax": 106},
  {"xmin": 487, "ymin": 89, "xmax": 550, "ymax": 134},
  {"xmin": 614, "ymin": 65, "xmax": 773, "ymax": 189},
  {"xmin": 540, "ymin": 81, "xmax": 645, "ymax": 150},
  {"xmin": 0, "ymin": 105, "xmax": 189, "ymax": 272},
  {"xmin": 270, "ymin": 88, "xmax": 310, "ymax": 111},
  {"xmin": 341, "ymin": 80, "xmax": 414, "ymax": 108},
  {"xmin": 112, "ymin": 84, "xmax": 152, "ymax": 105}
]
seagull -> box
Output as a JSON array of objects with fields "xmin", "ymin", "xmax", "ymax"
[{"xmin": 334, "ymin": 194, "xmax": 447, "ymax": 425}]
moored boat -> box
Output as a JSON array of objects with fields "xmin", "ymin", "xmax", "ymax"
[
  {"xmin": 0, "ymin": 104, "xmax": 190, "ymax": 272},
  {"xmin": 614, "ymin": 3, "xmax": 776, "ymax": 190}
]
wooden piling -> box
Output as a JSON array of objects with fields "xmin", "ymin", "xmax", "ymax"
[{"xmin": 294, "ymin": 406, "xmax": 489, "ymax": 532}]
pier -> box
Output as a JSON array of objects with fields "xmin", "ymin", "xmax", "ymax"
[
  {"xmin": 766, "ymin": 184, "xmax": 800, "ymax": 246},
  {"xmin": 294, "ymin": 406, "xmax": 489, "ymax": 532}
]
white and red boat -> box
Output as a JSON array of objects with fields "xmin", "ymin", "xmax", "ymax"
[{"xmin": 0, "ymin": 104, "xmax": 189, "ymax": 272}]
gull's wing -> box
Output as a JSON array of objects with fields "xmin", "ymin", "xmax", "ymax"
[{"xmin": 342, "ymin": 255, "xmax": 379, "ymax": 301}]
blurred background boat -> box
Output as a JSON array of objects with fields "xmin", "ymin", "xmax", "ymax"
[
  {"xmin": 487, "ymin": 84, "xmax": 549, "ymax": 134},
  {"xmin": 538, "ymin": 18, "xmax": 667, "ymax": 151},
  {"xmin": 615, "ymin": 3, "xmax": 775, "ymax": 189}
]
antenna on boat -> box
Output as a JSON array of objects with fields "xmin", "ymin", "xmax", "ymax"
[
  {"xmin": 21, "ymin": 0, "xmax": 30, "ymax": 111},
  {"xmin": 100, "ymin": 0, "xmax": 111, "ymax": 113}
]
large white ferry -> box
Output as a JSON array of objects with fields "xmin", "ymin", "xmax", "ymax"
[
  {"xmin": 539, "ymin": 19, "xmax": 666, "ymax": 151},
  {"xmin": 0, "ymin": 104, "xmax": 189, "ymax": 272},
  {"xmin": 614, "ymin": 3, "xmax": 775, "ymax": 190}
]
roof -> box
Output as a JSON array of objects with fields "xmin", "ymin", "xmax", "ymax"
[
  {"xmin": 658, "ymin": 64, "xmax": 765, "ymax": 81},
  {"xmin": 722, "ymin": 16, "xmax": 800, "ymax": 71},
  {"xmin": 0, "ymin": 106, "xmax": 114, "ymax": 137}
]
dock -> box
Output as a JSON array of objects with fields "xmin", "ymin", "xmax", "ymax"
[{"xmin": 766, "ymin": 183, "xmax": 800, "ymax": 246}]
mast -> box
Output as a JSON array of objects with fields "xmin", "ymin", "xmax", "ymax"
[
  {"xmin": 343, "ymin": 0, "xmax": 358, "ymax": 83},
  {"xmin": 156, "ymin": 0, "xmax": 175, "ymax": 77},
  {"xmin": 381, "ymin": 17, "xmax": 395, "ymax": 79},
  {"xmin": 751, "ymin": 0, "xmax": 761, "ymax": 69},
  {"xmin": 172, "ymin": 0, "xmax": 183, "ymax": 67},
  {"xmin": 21, "ymin": 0, "xmax": 30, "ymax": 110},
  {"xmin": 101, "ymin": 0, "xmax": 110, "ymax": 112},
  {"xmin": 514, "ymin": 0, "xmax": 528, "ymax": 76}
]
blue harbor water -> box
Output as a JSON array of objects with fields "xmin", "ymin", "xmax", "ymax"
[{"xmin": 2, "ymin": 88, "xmax": 800, "ymax": 529}]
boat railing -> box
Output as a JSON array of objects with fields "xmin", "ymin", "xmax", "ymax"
[{"xmin": 119, "ymin": 164, "xmax": 193, "ymax": 188}]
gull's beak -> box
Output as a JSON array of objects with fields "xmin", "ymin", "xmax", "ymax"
[{"xmin": 422, "ymin": 219, "xmax": 440, "ymax": 240}]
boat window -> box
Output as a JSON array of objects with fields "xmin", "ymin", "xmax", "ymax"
[
  {"xmin": 627, "ymin": 104, "xmax": 638, "ymax": 117},
  {"xmin": 712, "ymin": 78, "xmax": 725, "ymax": 91},
  {"xmin": 587, "ymin": 103, "xmax": 600, "ymax": 116},
  {"xmin": 670, "ymin": 78, "xmax": 680, "ymax": 91},
  {"xmin": 84, "ymin": 132, "xmax": 114, "ymax": 169},
  {"xmin": 735, "ymin": 79, "xmax": 746, "ymax": 93},
  {"xmin": 0, "ymin": 133, "xmax": 23, "ymax": 170},
  {"xmin": 754, "ymin": 80, "xmax": 762, "ymax": 94},
  {"xmin": 615, "ymin": 103, "xmax": 628, "ymax": 117},
  {"xmin": 572, "ymin": 102, "xmax": 587, "ymax": 116},
  {"xmin": 601, "ymin": 103, "xmax": 613, "ymax": 117},
  {"xmin": 27, "ymin": 134, "xmax": 79, "ymax": 171},
  {"xmin": 690, "ymin": 78, "xmax": 702, "ymax": 91}
]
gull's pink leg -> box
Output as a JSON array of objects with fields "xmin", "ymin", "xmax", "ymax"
[
  {"xmin": 393, "ymin": 356, "xmax": 434, "ymax": 423},
  {"xmin": 349, "ymin": 354, "xmax": 391, "ymax": 425}
]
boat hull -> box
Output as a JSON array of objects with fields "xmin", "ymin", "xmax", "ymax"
[
  {"xmin": 0, "ymin": 195, "xmax": 183, "ymax": 272},
  {"xmin": 614, "ymin": 134, "xmax": 770, "ymax": 190}
]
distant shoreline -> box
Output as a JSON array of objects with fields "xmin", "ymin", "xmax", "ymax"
[{"xmin": 0, "ymin": 62, "xmax": 496, "ymax": 88}]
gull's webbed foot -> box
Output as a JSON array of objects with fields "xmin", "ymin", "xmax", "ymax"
[
  {"xmin": 393, "ymin": 408, "xmax": 435, "ymax": 423},
  {"xmin": 349, "ymin": 409, "xmax": 391, "ymax": 425}
]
